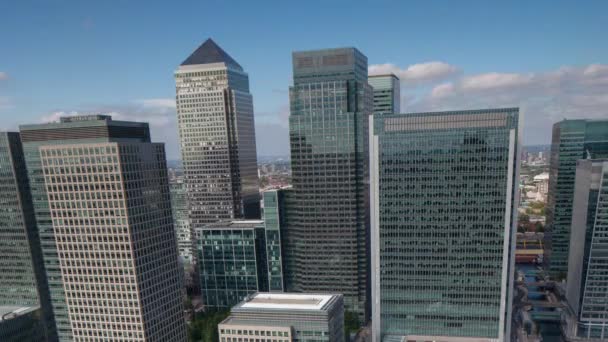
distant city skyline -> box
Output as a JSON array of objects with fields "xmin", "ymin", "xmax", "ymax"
[{"xmin": 1, "ymin": 1, "xmax": 607, "ymax": 158}]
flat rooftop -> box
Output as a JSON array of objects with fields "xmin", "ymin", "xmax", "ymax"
[
  {"xmin": 239, "ymin": 293, "xmax": 333, "ymax": 311},
  {"xmin": 202, "ymin": 220, "xmax": 265, "ymax": 230},
  {"xmin": 0, "ymin": 305, "xmax": 39, "ymax": 322}
]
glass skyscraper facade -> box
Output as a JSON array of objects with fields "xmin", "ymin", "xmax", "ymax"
[
  {"xmin": 0, "ymin": 132, "xmax": 41, "ymax": 305},
  {"xmin": 368, "ymin": 74, "xmax": 400, "ymax": 114},
  {"xmin": 545, "ymin": 119, "xmax": 608, "ymax": 276},
  {"xmin": 0, "ymin": 132, "xmax": 50, "ymax": 341},
  {"xmin": 567, "ymin": 159, "xmax": 608, "ymax": 340},
  {"xmin": 196, "ymin": 220, "xmax": 268, "ymax": 310},
  {"xmin": 287, "ymin": 47, "xmax": 372, "ymax": 319},
  {"xmin": 370, "ymin": 108, "xmax": 520, "ymax": 342},
  {"xmin": 175, "ymin": 38, "xmax": 260, "ymax": 228},
  {"xmin": 262, "ymin": 189, "xmax": 288, "ymax": 292}
]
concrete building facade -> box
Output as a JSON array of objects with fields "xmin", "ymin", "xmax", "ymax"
[
  {"xmin": 218, "ymin": 293, "xmax": 344, "ymax": 342},
  {"xmin": 21, "ymin": 115, "xmax": 186, "ymax": 341},
  {"xmin": 175, "ymin": 38, "xmax": 260, "ymax": 227}
]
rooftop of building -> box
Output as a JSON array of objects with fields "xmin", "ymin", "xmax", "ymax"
[
  {"xmin": 234, "ymin": 292, "xmax": 335, "ymax": 311},
  {"xmin": 59, "ymin": 114, "xmax": 111, "ymax": 123},
  {"xmin": 533, "ymin": 172, "xmax": 549, "ymax": 181},
  {"xmin": 20, "ymin": 114, "xmax": 149, "ymax": 131},
  {"xmin": 180, "ymin": 38, "xmax": 243, "ymax": 70},
  {"xmin": 263, "ymin": 186, "xmax": 293, "ymax": 193},
  {"xmin": 201, "ymin": 219, "xmax": 265, "ymax": 230},
  {"xmin": 369, "ymin": 73, "xmax": 399, "ymax": 80},
  {"xmin": 377, "ymin": 107, "xmax": 519, "ymax": 118},
  {"xmin": 0, "ymin": 305, "xmax": 39, "ymax": 322}
]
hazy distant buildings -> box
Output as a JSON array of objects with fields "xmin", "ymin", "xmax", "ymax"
[
  {"xmin": 368, "ymin": 74, "xmax": 400, "ymax": 114},
  {"xmin": 175, "ymin": 38, "xmax": 260, "ymax": 227},
  {"xmin": 218, "ymin": 293, "xmax": 344, "ymax": 342},
  {"xmin": 567, "ymin": 159, "xmax": 608, "ymax": 340},
  {"xmin": 170, "ymin": 180, "xmax": 194, "ymax": 264},
  {"xmin": 20, "ymin": 115, "xmax": 186, "ymax": 341},
  {"xmin": 545, "ymin": 119, "xmax": 608, "ymax": 275},
  {"xmin": 287, "ymin": 47, "xmax": 372, "ymax": 319},
  {"xmin": 0, "ymin": 132, "xmax": 48, "ymax": 341},
  {"xmin": 370, "ymin": 108, "xmax": 520, "ymax": 342}
]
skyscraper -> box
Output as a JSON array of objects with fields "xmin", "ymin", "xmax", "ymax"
[
  {"xmin": 20, "ymin": 115, "xmax": 186, "ymax": 341},
  {"xmin": 0, "ymin": 132, "xmax": 48, "ymax": 341},
  {"xmin": 368, "ymin": 74, "xmax": 400, "ymax": 114},
  {"xmin": 287, "ymin": 47, "xmax": 372, "ymax": 319},
  {"xmin": 545, "ymin": 119, "xmax": 608, "ymax": 275},
  {"xmin": 566, "ymin": 159, "xmax": 608, "ymax": 340},
  {"xmin": 39, "ymin": 140, "xmax": 186, "ymax": 341},
  {"xmin": 175, "ymin": 38, "xmax": 260, "ymax": 228},
  {"xmin": 370, "ymin": 108, "xmax": 520, "ymax": 342}
]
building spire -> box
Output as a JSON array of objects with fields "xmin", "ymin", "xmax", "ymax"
[{"xmin": 180, "ymin": 38, "xmax": 242, "ymax": 70}]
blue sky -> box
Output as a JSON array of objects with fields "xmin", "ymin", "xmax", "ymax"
[{"xmin": 1, "ymin": 1, "xmax": 607, "ymax": 158}]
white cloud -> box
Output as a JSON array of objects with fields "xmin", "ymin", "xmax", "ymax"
[
  {"xmin": 39, "ymin": 111, "xmax": 80, "ymax": 123},
  {"xmin": 135, "ymin": 98, "xmax": 176, "ymax": 110},
  {"xmin": 0, "ymin": 96, "xmax": 13, "ymax": 111},
  {"xmin": 460, "ymin": 72, "xmax": 533, "ymax": 91},
  {"xmin": 0, "ymin": 72, "xmax": 8, "ymax": 81},
  {"xmin": 430, "ymin": 82, "xmax": 454, "ymax": 98},
  {"xmin": 369, "ymin": 61, "xmax": 459, "ymax": 84},
  {"xmin": 404, "ymin": 64, "xmax": 608, "ymax": 145},
  {"xmin": 39, "ymin": 99, "xmax": 179, "ymax": 158}
]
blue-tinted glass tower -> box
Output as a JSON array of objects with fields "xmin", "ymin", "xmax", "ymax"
[
  {"xmin": 287, "ymin": 47, "xmax": 373, "ymax": 320},
  {"xmin": 545, "ymin": 119, "xmax": 608, "ymax": 276},
  {"xmin": 370, "ymin": 108, "xmax": 520, "ymax": 342}
]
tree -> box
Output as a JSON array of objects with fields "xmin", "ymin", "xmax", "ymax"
[
  {"xmin": 344, "ymin": 311, "xmax": 360, "ymax": 340},
  {"xmin": 188, "ymin": 310, "xmax": 230, "ymax": 342},
  {"xmin": 535, "ymin": 222, "xmax": 545, "ymax": 232}
]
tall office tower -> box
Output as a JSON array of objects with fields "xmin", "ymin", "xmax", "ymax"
[
  {"xmin": 287, "ymin": 47, "xmax": 372, "ymax": 319},
  {"xmin": 0, "ymin": 132, "xmax": 48, "ymax": 341},
  {"xmin": 196, "ymin": 220, "xmax": 269, "ymax": 310},
  {"xmin": 39, "ymin": 136, "xmax": 186, "ymax": 341},
  {"xmin": 370, "ymin": 108, "xmax": 520, "ymax": 342},
  {"xmin": 218, "ymin": 293, "xmax": 345, "ymax": 342},
  {"xmin": 567, "ymin": 159, "xmax": 608, "ymax": 340},
  {"xmin": 175, "ymin": 38, "xmax": 260, "ymax": 228},
  {"xmin": 368, "ymin": 74, "xmax": 400, "ymax": 114},
  {"xmin": 20, "ymin": 115, "xmax": 186, "ymax": 341},
  {"xmin": 170, "ymin": 180, "xmax": 194, "ymax": 264},
  {"xmin": 545, "ymin": 119, "xmax": 608, "ymax": 275}
]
